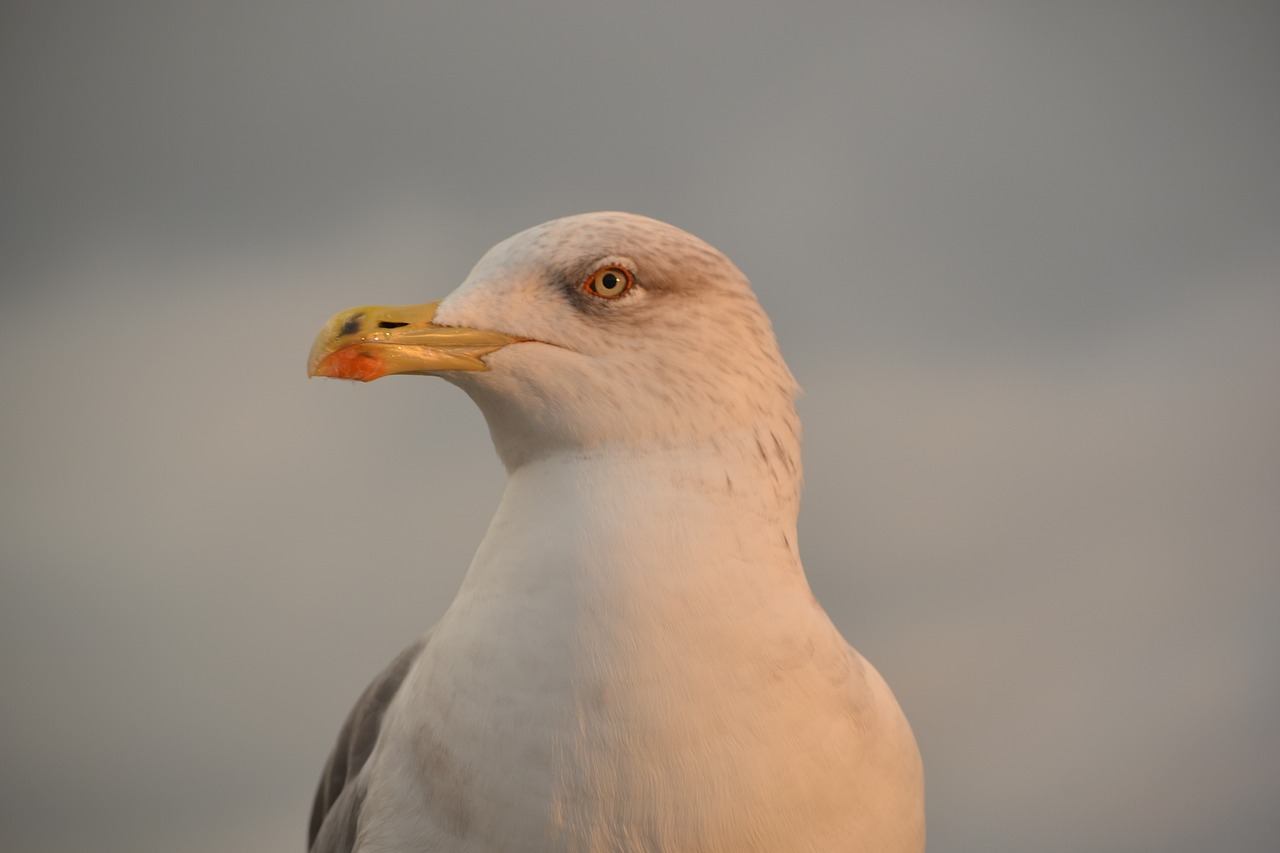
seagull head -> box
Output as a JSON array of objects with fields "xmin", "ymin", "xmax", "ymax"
[{"xmin": 309, "ymin": 212, "xmax": 799, "ymax": 473}]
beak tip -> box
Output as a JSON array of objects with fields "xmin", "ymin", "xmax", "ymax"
[{"xmin": 310, "ymin": 347, "xmax": 390, "ymax": 382}]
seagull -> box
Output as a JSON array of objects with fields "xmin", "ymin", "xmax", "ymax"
[{"xmin": 306, "ymin": 212, "xmax": 924, "ymax": 852}]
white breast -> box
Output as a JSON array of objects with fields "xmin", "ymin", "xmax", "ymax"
[{"xmin": 356, "ymin": 449, "xmax": 923, "ymax": 852}]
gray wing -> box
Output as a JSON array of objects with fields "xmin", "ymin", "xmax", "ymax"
[{"xmin": 309, "ymin": 635, "xmax": 430, "ymax": 852}]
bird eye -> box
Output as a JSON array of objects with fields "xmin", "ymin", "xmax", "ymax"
[{"xmin": 584, "ymin": 266, "xmax": 634, "ymax": 299}]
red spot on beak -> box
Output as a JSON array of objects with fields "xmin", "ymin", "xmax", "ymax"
[{"xmin": 314, "ymin": 347, "xmax": 388, "ymax": 382}]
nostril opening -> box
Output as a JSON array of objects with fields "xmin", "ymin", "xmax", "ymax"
[{"xmin": 378, "ymin": 321, "xmax": 410, "ymax": 329}]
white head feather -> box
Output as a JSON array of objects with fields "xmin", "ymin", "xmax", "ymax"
[{"xmin": 433, "ymin": 212, "xmax": 801, "ymax": 498}]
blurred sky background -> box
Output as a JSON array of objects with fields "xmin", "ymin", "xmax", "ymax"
[{"xmin": 2, "ymin": 2, "xmax": 1278, "ymax": 851}]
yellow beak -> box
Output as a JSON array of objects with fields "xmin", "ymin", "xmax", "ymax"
[{"xmin": 307, "ymin": 301, "xmax": 524, "ymax": 381}]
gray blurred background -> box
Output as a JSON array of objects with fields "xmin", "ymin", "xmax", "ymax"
[{"xmin": 3, "ymin": 2, "xmax": 1277, "ymax": 851}]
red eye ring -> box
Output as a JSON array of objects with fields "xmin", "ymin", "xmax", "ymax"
[{"xmin": 584, "ymin": 266, "xmax": 634, "ymax": 299}]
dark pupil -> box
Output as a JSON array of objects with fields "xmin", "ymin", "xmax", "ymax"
[{"xmin": 601, "ymin": 273, "xmax": 618, "ymax": 290}]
